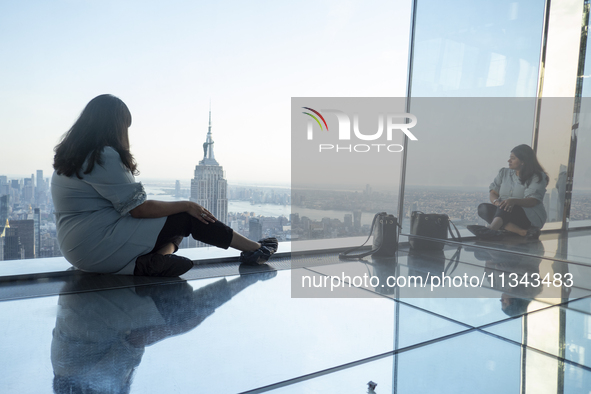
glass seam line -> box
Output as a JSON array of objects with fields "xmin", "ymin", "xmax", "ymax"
[
  {"xmin": 303, "ymin": 269, "xmax": 591, "ymax": 329},
  {"xmin": 475, "ymin": 323, "xmax": 591, "ymax": 374},
  {"xmin": 302, "ymin": 266, "xmax": 475, "ymax": 330},
  {"xmin": 238, "ymin": 328, "xmax": 477, "ymax": 394},
  {"xmin": 240, "ymin": 326, "xmax": 591, "ymax": 394},
  {"xmin": 397, "ymin": 0, "xmax": 419, "ymax": 228}
]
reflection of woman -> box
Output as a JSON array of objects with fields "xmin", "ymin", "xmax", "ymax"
[
  {"xmin": 51, "ymin": 95, "xmax": 277, "ymax": 276},
  {"xmin": 468, "ymin": 145, "xmax": 548, "ymax": 240},
  {"xmin": 51, "ymin": 273, "xmax": 274, "ymax": 393},
  {"xmin": 472, "ymin": 237, "xmax": 544, "ymax": 316}
]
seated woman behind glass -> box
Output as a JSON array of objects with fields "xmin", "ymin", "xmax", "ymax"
[
  {"xmin": 51, "ymin": 94, "xmax": 277, "ymax": 276},
  {"xmin": 468, "ymin": 144, "xmax": 548, "ymax": 240}
]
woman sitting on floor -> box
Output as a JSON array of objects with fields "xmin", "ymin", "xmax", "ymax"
[
  {"xmin": 468, "ymin": 144, "xmax": 548, "ymax": 240},
  {"xmin": 51, "ymin": 94, "xmax": 276, "ymax": 276}
]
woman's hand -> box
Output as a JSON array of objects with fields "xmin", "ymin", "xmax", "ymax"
[
  {"xmin": 498, "ymin": 198, "xmax": 517, "ymax": 212},
  {"xmin": 185, "ymin": 201, "xmax": 217, "ymax": 224}
]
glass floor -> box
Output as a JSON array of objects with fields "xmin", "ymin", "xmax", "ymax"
[{"xmin": 1, "ymin": 230, "xmax": 590, "ymax": 393}]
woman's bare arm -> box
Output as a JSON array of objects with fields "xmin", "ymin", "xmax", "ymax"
[{"xmin": 489, "ymin": 190, "xmax": 500, "ymax": 205}]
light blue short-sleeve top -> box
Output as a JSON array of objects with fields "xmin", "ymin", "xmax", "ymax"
[
  {"xmin": 489, "ymin": 168, "xmax": 548, "ymax": 229},
  {"xmin": 51, "ymin": 147, "xmax": 166, "ymax": 274}
]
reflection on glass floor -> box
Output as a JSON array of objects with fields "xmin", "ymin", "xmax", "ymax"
[
  {"xmin": 463, "ymin": 227, "xmax": 591, "ymax": 266},
  {"xmin": 1, "ymin": 229, "xmax": 591, "ymax": 393}
]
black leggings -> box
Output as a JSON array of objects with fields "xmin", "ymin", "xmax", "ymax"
[
  {"xmin": 149, "ymin": 213, "xmax": 234, "ymax": 253},
  {"xmin": 478, "ymin": 203, "xmax": 532, "ymax": 229}
]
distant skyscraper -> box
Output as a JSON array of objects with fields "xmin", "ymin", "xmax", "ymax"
[
  {"xmin": 34, "ymin": 208, "xmax": 40, "ymax": 257},
  {"xmin": 190, "ymin": 108, "xmax": 228, "ymax": 230},
  {"xmin": 344, "ymin": 213, "xmax": 353, "ymax": 228},
  {"xmin": 23, "ymin": 177, "xmax": 34, "ymax": 205},
  {"xmin": 10, "ymin": 220, "xmax": 35, "ymax": 259},
  {"xmin": 0, "ymin": 176, "xmax": 8, "ymax": 196},
  {"xmin": 36, "ymin": 170, "xmax": 47, "ymax": 206},
  {"xmin": 0, "ymin": 195, "xmax": 9, "ymax": 224},
  {"xmin": 175, "ymin": 180, "xmax": 181, "ymax": 198},
  {"xmin": 3, "ymin": 227, "xmax": 23, "ymax": 260},
  {"xmin": 36, "ymin": 170, "xmax": 44, "ymax": 190},
  {"xmin": 249, "ymin": 218, "xmax": 262, "ymax": 241},
  {"xmin": 353, "ymin": 210, "xmax": 362, "ymax": 229},
  {"xmin": 0, "ymin": 217, "xmax": 7, "ymax": 261}
]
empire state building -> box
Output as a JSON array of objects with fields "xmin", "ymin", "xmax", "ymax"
[{"xmin": 190, "ymin": 109, "xmax": 228, "ymax": 226}]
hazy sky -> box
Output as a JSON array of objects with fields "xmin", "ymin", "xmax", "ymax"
[{"xmin": 0, "ymin": 0, "xmax": 411, "ymax": 185}]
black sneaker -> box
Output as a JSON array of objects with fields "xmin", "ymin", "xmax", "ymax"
[
  {"xmin": 239, "ymin": 245, "xmax": 275, "ymax": 265},
  {"xmin": 525, "ymin": 227, "xmax": 541, "ymax": 240},
  {"xmin": 258, "ymin": 237, "xmax": 278, "ymax": 252},
  {"xmin": 467, "ymin": 225, "xmax": 489, "ymax": 237},
  {"xmin": 134, "ymin": 254, "xmax": 194, "ymax": 277}
]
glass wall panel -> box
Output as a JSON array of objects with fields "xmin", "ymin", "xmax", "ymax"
[
  {"xmin": 535, "ymin": 98, "xmax": 584, "ymax": 229},
  {"xmin": 411, "ymin": 0, "xmax": 544, "ymax": 97},
  {"xmin": 533, "ymin": 0, "xmax": 586, "ymax": 230},
  {"xmin": 571, "ymin": 98, "xmax": 591, "ymax": 227},
  {"xmin": 402, "ymin": 0, "xmax": 546, "ymax": 238},
  {"xmin": 571, "ymin": 3, "xmax": 591, "ymax": 228}
]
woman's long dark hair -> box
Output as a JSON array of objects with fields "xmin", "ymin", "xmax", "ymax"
[
  {"xmin": 53, "ymin": 94, "xmax": 138, "ymax": 178},
  {"xmin": 511, "ymin": 144, "xmax": 548, "ymax": 186}
]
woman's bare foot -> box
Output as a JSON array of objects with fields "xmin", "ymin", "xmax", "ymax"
[{"xmin": 504, "ymin": 222, "xmax": 527, "ymax": 237}]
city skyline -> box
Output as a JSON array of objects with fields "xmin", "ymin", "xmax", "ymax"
[{"xmin": 2, "ymin": 166, "xmax": 591, "ymax": 260}]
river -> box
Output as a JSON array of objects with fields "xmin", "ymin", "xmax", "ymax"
[{"xmin": 145, "ymin": 187, "xmax": 375, "ymax": 225}]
